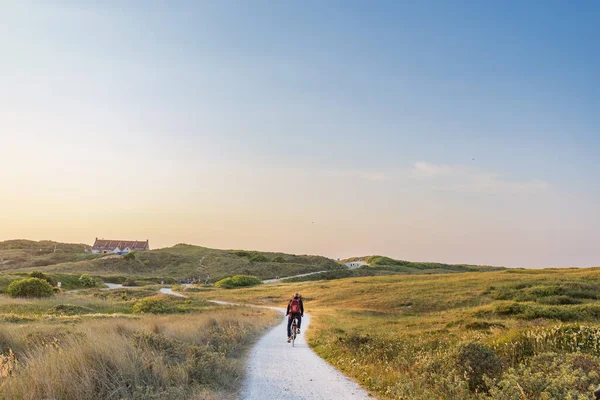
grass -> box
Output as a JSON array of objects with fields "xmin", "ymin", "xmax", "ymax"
[
  {"xmin": 1, "ymin": 241, "xmax": 342, "ymax": 282},
  {"xmin": 198, "ymin": 266, "xmax": 600, "ymax": 399},
  {"xmin": 0, "ymin": 289, "xmax": 279, "ymax": 399}
]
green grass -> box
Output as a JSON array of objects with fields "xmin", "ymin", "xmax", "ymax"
[{"xmin": 199, "ymin": 266, "xmax": 600, "ymax": 399}]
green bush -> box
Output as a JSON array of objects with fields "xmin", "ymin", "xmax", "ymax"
[
  {"xmin": 78, "ymin": 274, "xmax": 96, "ymax": 287},
  {"xmin": 29, "ymin": 271, "xmax": 56, "ymax": 286},
  {"xmin": 456, "ymin": 342, "xmax": 503, "ymax": 392},
  {"xmin": 234, "ymin": 251, "xmax": 250, "ymax": 257},
  {"xmin": 495, "ymin": 302, "xmax": 525, "ymax": 315},
  {"xmin": 271, "ymin": 256, "xmax": 286, "ymax": 263},
  {"xmin": 123, "ymin": 252, "xmax": 136, "ymax": 261},
  {"xmin": 122, "ymin": 277, "xmax": 138, "ymax": 287},
  {"xmin": 215, "ymin": 275, "xmax": 262, "ymax": 289},
  {"xmin": 133, "ymin": 298, "xmax": 174, "ymax": 314},
  {"xmin": 7, "ymin": 278, "xmax": 54, "ymax": 298},
  {"xmin": 249, "ymin": 254, "xmax": 269, "ymax": 263}
]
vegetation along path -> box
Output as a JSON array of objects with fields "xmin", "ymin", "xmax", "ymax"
[{"xmin": 211, "ymin": 301, "xmax": 370, "ymax": 400}]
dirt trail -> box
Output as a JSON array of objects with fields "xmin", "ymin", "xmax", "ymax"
[
  {"xmin": 262, "ymin": 270, "xmax": 328, "ymax": 284},
  {"xmin": 211, "ymin": 301, "xmax": 370, "ymax": 400}
]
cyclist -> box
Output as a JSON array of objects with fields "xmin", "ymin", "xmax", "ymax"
[{"xmin": 286, "ymin": 292, "xmax": 304, "ymax": 342}]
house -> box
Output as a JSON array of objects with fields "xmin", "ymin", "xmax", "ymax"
[
  {"xmin": 92, "ymin": 238, "xmax": 149, "ymax": 255},
  {"xmin": 345, "ymin": 261, "xmax": 367, "ymax": 269}
]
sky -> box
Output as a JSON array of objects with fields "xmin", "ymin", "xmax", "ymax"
[{"xmin": 1, "ymin": 0, "xmax": 599, "ymax": 268}]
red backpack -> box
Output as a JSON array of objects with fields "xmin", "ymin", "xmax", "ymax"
[{"xmin": 290, "ymin": 298, "xmax": 301, "ymax": 314}]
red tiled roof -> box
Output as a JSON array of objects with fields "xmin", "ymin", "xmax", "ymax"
[{"xmin": 92, "ymin": 239, "xmax": 149, "ymax": 251}]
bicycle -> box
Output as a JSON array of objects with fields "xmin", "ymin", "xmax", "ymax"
[{"xmin": 290, "ymin": 317, "xmax": 299, "ymax": 347}]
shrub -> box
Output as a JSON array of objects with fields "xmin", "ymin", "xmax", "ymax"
[
  {"xmin": 7, "ymin": 278, "xmax": 54, "ymax": 298},
  {"xmin": 234, "ymin": 251, "xmax": 250, "ymax": 257},
  {"xmin": 495, "ymin": 302, "xmax": 525, "ymax": 315},
  {"xmin": 133, "ymin": 298, "xmax": 174, "ymax": 314},
  {"xmin": 122, "ymin": 277, "xmax": 138, "ymax": 287},
  {"xmin": 249, "ymin": 254, "xmax": 269, "ymax": 263},
  {"xmin": 29, "ymin": 271, "xmax": 56, "ymax": 286},
  {"xmin": 456, "ymin": 342, "xmax": 503, "ymax": 392},
  {"xmin": 488, "ymin": 353, "xmax": 600, "ymax": 399},
  {"xmin": 123, "ymin": 252, "xmax": 136, "ymax": 261},
  {"xmin": 271, "ymin": 256, "xmax": 286, "ymax": 263},
  {"xmin": 78, "ymin": 274, "xmax": 96, "ymax": 287},
  {"xmin": 215, "ymin": 275, "xmax": 262, "ymax": 289}
]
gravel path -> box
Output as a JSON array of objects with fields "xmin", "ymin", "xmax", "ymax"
[
  {"xmin": 262, "ymin": 271, "xmax": 328, "ymax": 284},
  {"xmin": 211, "ymin": 301, "xmax": 371, "ymax": 400}
]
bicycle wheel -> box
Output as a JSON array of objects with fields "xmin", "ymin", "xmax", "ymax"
[{"xmin": 291, "ymin": 319, "xmax": 297, "ymax": 347}]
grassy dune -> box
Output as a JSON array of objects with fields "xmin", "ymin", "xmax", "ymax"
[
  {"xmin": 0, "ymin": 240, "xmax": 97, "ymax": 271},
  {"xmin": 199, "ymin": 267, "xmax": 600, "ymax": 399},
  {"xmin": 0, "ymin": 241, "xmax": 341, "ymax": 282},
  {"xmin": 0, "ymin": 290, "xmax": 279, "ymax": 399}
]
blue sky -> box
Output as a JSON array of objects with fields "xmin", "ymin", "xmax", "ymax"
[{"xmin": 1, "ymin": 1, "xmax": 599, "ymax": 268}]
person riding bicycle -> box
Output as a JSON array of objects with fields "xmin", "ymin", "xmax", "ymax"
[{"xmin": 286, "ymin": 292, "xmax": 304, "ymax": 343}]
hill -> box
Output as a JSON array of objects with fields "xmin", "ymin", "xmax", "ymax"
[
  {"xmin": 282, "ymin": 254, "xmax": 504, "ymax": 282},
  {"xmin": 200, "ymin": 266, "xmax": 600, "ymax": 399},
  {"xmin": 342, "ymin": 255, "xmax": 503, "ymax": 272},
  {"xmin": 0, "ymin": 241, "xmax": 342, "ymax": 283},
  {"xmin": 0, "ymin": 239, "xmax": 97, "ymax": 271}
]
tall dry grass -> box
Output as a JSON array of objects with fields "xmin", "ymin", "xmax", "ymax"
[
  {"xmin": 200, "ymin": 268, "xmax": 600, "ymax": 399},
  {"xmin": 0, "ymin": 308, "xmax": 278, "ymax": 399}
]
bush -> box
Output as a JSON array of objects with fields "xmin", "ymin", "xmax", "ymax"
[
  {"xmin": 249, "ymin": 254, "xmax": 269, "ymax": 263},
  {"xmin": 78, "ymin": 274, "xmax": 96, "ymax": 287},
  {"xmin": 7, "ymin": 278, "xmax": 54, "ymax": 298},
  {"xmin": 488, "ymin": 353, "xmax": 600, "ymax": 399},
  {"xmin": 234, "ymin": 251, "xmax": 250, "ymax": 257},
  {"xmin": 495, "ymin": 302, "xmax": 525, "ymax": 315},
  {"xmin": 271, "ymin": 256, "xmax": 286, "ymax": 263},
  {"xmin": 122, "ymin": 277, "xmax": 138, "ymax": 287},
  {"xmin": 456, "ymin": 342, "xmax": 503, "ymax": 392},
  {"xmin": 215, "ymin": 275, "xmax": 262, "ymax": 289},
  {"xmin": 133, "ymin": 298, "xmax": 174, "ymax": 314},
  {"xmin": 123, "ymin": 252, "xmax": 136, "ymax": 261},
  {"xmin": 29, "ymin": 271, "xmax": 56, "ymax": 286}
]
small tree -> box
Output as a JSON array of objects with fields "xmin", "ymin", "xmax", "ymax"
[
  {"xmin": 7, "ymin": 278, "xmax": 54, "ymax": 298},
  {"xmin": 78, "ymin": 274, "xmax": 96, "ymax": 287}
]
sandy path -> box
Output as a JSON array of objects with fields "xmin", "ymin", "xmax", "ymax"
[
  {"xmin": 210, "ymin": 301, "xmax": 370, "ymax": 400},
  {"xmin": 262, "ymin": 271, "xmax": 328, "ymax": 284}
]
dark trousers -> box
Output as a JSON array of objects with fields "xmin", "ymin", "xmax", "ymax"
[{"xmin": 287, "ymin": 314, "xmax": 302, "ymax": 337}]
